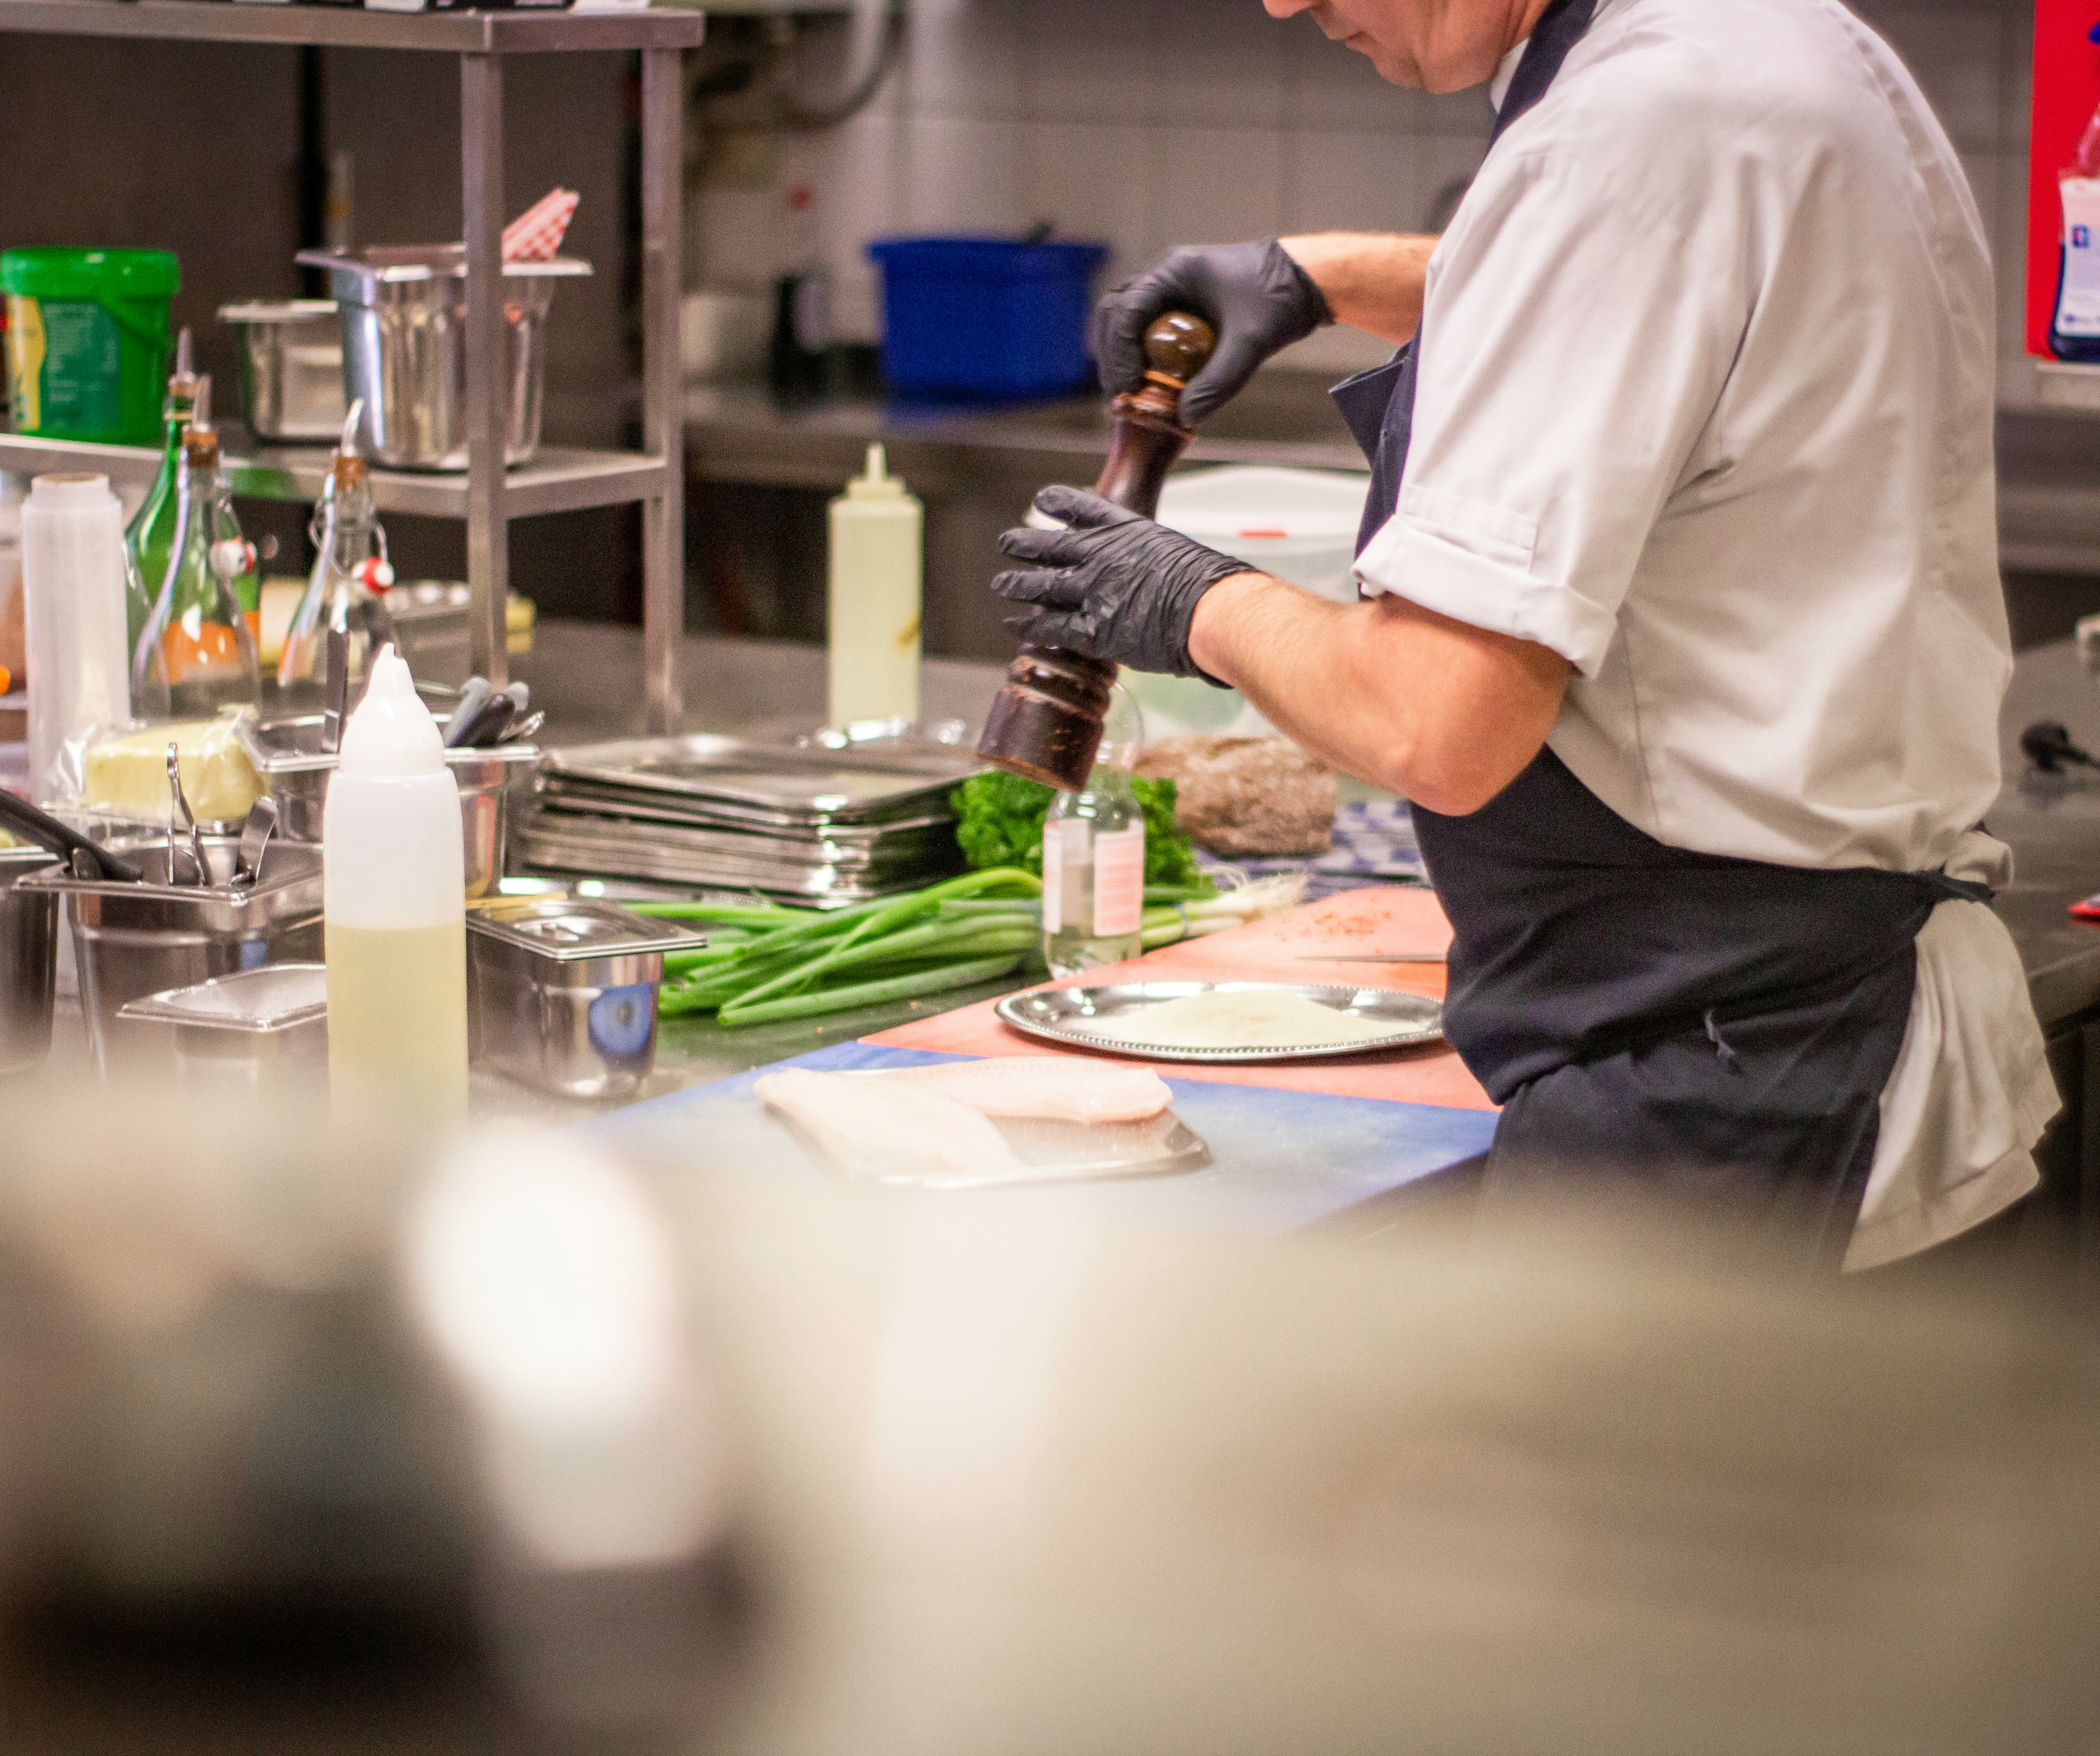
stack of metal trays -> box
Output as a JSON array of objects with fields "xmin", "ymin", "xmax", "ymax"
[{"xmin": 516, "ymin": 729, "xmax": 984, "ymax": 904}]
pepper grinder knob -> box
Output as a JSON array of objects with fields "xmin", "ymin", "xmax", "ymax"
[{"xmin": 1140, "ymin": 311, "xmax": 1217, "ymax": 391}]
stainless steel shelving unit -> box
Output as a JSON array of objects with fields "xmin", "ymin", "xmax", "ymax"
[{"xmin": 0, "ymin": 0, "xmax": 705, "ymax": 731}]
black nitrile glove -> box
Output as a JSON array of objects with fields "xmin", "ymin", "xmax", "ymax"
[
  {"xmin": 991, "ymin": 485, "xmax": 1249, "ymax": 681},
  {"xmin": 1091, "ymin": 239, "xmax": 1332, "ymax": 425}
]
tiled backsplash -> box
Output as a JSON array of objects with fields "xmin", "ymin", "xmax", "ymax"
[{"xmin": 692, "ymin": 0, "xmax": 2047, "ymax": 401}]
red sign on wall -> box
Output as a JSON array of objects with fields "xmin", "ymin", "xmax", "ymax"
[{"xmin": 2030, "ymin": 0, "xmax": 2100, "ymax": 357}]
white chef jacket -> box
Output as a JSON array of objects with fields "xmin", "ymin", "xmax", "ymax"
[{"xmin": 1352, "ymin": 0, "xmax": 2056, "ymax": 1266}]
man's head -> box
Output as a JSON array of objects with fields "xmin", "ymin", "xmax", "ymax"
[{"xmin": 1262, "ymin": 0, "xmax": 1554, "ymax": 92}]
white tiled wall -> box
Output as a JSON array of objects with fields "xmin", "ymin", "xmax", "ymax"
[{"xmin": 692, "ymin": 0, "xmax": 2045, "ymax": 399}]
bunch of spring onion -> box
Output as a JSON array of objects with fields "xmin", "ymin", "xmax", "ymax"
[{"xmin": 630, "ymin": 868, "xmax": 1307, "ymax": 1028}]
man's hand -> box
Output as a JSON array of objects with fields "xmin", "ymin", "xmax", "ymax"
[
  {"xmin": 1092, "ymin": 241, "xmax": 1331, "ymax": 425},
  {"xmin": 991, "ymin": 486, "xmax": 1253, "ymax": 679},
  {"xmin": 1188, "ymin": 575, "xmax": 1570, "ymax": 816}
]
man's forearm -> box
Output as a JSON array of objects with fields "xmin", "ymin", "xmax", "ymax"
[
  {"xmin": 1280, "ymin": 233, "xmax": 1438, "ymax": 347},
  {"xmin": 1188, "ymin": 573, "xmax": 1570, "ymax": 816}
]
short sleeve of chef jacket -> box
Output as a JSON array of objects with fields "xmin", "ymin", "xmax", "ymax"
[{"xmin": 1353, "ymin": 76, "xmax": 1749, "ymax": 678}]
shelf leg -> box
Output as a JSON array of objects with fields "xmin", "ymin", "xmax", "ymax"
[
  {"xmin": 641, "ymin": 42, "xmax": 686, "ymax": 735},
  {"xmin": 461, "ymin": 50, "xmax": 509, "ymax": 692}
]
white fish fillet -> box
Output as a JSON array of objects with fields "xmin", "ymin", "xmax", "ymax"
[
  {"xmin": 755, "ymin": 1067, "xmax": 1023, "ymax": 1184},
  {"xmin": 878, "ymin": 1055, "xmax": 1172, "ymax": 1124}
]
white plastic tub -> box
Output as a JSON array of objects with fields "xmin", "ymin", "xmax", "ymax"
[{"xmin": 1133, "ymin": 465, "xmax": 1371, "ymax": 741}]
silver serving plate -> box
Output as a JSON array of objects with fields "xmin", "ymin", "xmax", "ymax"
[{"xmin": 995, "ymin": 981, "xmax": 1446, "ymax": 1064}]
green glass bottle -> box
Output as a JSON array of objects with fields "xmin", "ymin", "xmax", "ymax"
[{"xmin": 124, "ymin": 327, "xmax": 197, "ymax": 666}]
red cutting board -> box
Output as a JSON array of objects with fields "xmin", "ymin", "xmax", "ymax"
[{"xmin": 867, "ymin": 887, "xmax": 1497, "ymax": 1112}]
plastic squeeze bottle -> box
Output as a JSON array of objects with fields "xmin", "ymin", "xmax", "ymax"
[
  {"xmin": 323, "ymin": 644, "xmax": 468, "ymax": 1123},
  {"xmin": 827, "ymin": 443, "xmax": 922, "ymax": 729}
]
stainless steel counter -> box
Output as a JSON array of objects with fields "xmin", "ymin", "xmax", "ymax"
[
  {"xmin": 520, "ymin": 618, "xmax": 2100, "ymax": 1038},
  {"xmin": 687, "ymin": 374, "xmax": 2100, "ymax": 578},
  {"xmin": 30, "ymin": 621, "xmax": 2100, "ymax": 1116}
]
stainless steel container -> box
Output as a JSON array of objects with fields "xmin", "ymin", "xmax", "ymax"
[
  {"xmin": 295, "ymin": 245, "xmax": 591, "ymax": 472},
  {"xmin": 117, "ymin": 962, "xmax": 328, "ymax": 1095},
  {"xmin": 218, "ymin": 300, "xmax": 346, "ymax": 442},
  {"xmin": 467, "ymin": 897, "xmax": 705, "ymax": 1100},
  {"xmin": 21, "ymin": 837, "xmax": 325, "ymax": 1077},
  {"xmin": 236, "ymin": 711, "xmax": 538, "ymax": 901},
  {"xmin": 0, "ymin": 843, "xmax": 59, "ymax": 1075}
]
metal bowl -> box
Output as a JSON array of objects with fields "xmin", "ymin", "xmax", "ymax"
[
  {"xmin": 219, "ymin": 299, "xmax": 346, "ymax": 443},
  {"xmin": 295, "ymin": 246, "xmax": 591, "ymax": 472},
  {"xmin": 236, "ymin": 710, "xmax": 539, "ymax": 901},
  {"xmin": 20, "ymin": 836, "xmax": 325, "ymax": 1078}
]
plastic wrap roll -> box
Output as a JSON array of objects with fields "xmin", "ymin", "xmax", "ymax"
[{"xmin": 20, "ymin": 472, "xmax": 130, "ymax": 806}]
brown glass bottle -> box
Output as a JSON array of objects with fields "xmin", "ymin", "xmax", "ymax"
[{"xmin": 976, "ymin": 311, "xmax": 1217, "ymax": 790}]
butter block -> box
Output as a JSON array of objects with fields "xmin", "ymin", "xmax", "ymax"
[{"xmin": 83, "ymin": 714, "xmax": 264, "ymax": 825}]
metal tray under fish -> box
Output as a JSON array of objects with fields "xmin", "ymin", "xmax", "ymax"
[
  {"xmin": 996, "ymin": 981, "xmax": 1446, "ymax": 1064},
  {"xmin": 796, "ymin": 1076, "xmax": 1212, "ymax": 1190},
  {"xmin": 538, "ymin": 734, "xmax": 982, "ymax": 828}
]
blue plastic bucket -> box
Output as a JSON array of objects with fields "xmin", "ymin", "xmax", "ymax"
[{"xmin": 867, "ymin": 237, "xmax": 1110, "ymax": 400}]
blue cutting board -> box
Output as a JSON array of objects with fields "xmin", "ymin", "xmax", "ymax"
[{"xmin": 582, "ymin": 1043, "xmax": 1495, "ymax": 1234}]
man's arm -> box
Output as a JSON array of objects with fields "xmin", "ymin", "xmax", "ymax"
[
  {"xmin": 1188, "ymin": 572, "xmax": 1569, "ymax": 816},
  {"xmin": 1281, "ymin": 233, "xmax": 1439, "ymax": 347}
]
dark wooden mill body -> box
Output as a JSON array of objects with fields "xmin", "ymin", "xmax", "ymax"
[{"xmin": 975, "ymin": 312, "xmax": 1218, "ymax": 791}]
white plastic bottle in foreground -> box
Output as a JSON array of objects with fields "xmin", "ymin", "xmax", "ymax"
[
  {"xmin": 20, "ymin": 472, "xmax": 130, "ymax": 806},
  {"xmin": 826, "ymin": 442, "xmax": 922, "ymax": 729},
  {"xmin": 323, "ymin": 645, "xmax": 467, "ymax": 1121}
]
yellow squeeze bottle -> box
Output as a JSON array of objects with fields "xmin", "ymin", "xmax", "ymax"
[
  {"xmin": 322, "ymin": 644, "xmax": 468, "ymax": 1124},
  {"xmin": 827, "ymin": 443, "xmax": 923, "ymax": 729}
]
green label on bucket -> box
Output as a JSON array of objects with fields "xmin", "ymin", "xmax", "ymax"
[{"xmin": 37, "ymin": 300, "xmax": 122, "ymax": 433}]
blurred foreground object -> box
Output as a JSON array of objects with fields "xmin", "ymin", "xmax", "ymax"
[{"xmin": 0, "ymin": 1080, "xmax": 2097, "ymax": 1752}]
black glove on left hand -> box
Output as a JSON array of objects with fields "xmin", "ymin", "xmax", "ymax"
[{"xmin": 991, "ymin": 485, "xmax": 1249, "ymax": 681}]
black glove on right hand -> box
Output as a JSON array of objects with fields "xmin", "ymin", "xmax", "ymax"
[{"xmin": 1091, "ymin": 239, "xmax": 1332, "ymax": 426}]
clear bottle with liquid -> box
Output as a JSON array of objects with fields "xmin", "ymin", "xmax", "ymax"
[
  {"xmin": 1042, "ymin": 685, "xmax": 1148, "ymax": 977},
  {"xmin": 134, "ymin": 373, "xmax": 260, "ymax": 720},
  {"xmin": 279, "ymin": 398, "xmax": 396, "ymax": 704},
  {"xmin": 323, "ymin": 643, "xmax": 468, "ymax": 1124}
]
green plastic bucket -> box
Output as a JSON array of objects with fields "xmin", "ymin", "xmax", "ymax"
[{"xmin": 1, "ymin": 247, "xmax": 179, "ymax": 445}]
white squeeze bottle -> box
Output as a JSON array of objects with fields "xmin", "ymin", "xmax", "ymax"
[
  {"xmin": 827, "ymin": 443, "xmax": 922, "ymax": 728},
  {"xmin": 323, "ymin": 645, "xmax": 468, "ymax": 1122}
]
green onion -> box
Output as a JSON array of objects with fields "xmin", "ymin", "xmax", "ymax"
[{"xmin": 717, "ymin": 952, "xmax": 1027, "ymax": 1028}]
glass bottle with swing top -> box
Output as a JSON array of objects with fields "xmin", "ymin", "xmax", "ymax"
[
  {"xmin": 133, "ymin": 373, "xmax": 260, "ymax": 720},
  {"xmin": 277, "ymin": 398, "xmax": 397, "ymax": 706}
]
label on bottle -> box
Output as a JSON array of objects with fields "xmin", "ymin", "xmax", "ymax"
[
  {"xmin": 1092, "ymin": 824, "xmax": 1146, "ymax": 937},
  {"xmin": 2060, "ymin": 177, "xmax": 2100, "ymax": 339},
  {"xmin": 1042, "ymin": 817, "xmax": 1078, "ymax": 935}
]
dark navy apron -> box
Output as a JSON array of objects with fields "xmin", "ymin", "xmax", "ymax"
[{"xmin": 1330, "ymin": 0, "xmax": 1990, "ymax": 1258}]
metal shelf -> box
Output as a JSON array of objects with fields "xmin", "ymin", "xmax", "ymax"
[
  {"xmin": 0, "ymin": 0, "xmax": 695, "ymax": 730},
  {"xmin": 0, "ymin": 430, "xmax": 670, "ymax": 519},
  {"xmin": 0, "ymin": 0, "xmax": 706, "ymax": 54}
]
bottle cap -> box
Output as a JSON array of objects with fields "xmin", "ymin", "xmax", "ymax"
[
  {"xmin": 332, "ymin": 397, "xmax": 369, "ymax": 492},
  {"xmin": 183, "ymin": 374, "xmax": 221, "ymax": 468},
  {"xmin": 28, "ymin": 472, "xmax": 115, "ymax": 510},
  {"xmin": 338, "ymin": 644, "xmax": 444, "ymax": 778},
  {"xmin": 845, "ymin": 442, "xmax": 906, "ymax": 501}
]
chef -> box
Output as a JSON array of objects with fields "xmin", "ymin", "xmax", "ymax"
[{"xmin": 991, "ymin": 0, "xmax": 2059, "ymax": 1268}]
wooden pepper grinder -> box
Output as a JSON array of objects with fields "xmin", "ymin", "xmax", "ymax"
[{"xmin": 975, "ymin": 310, "xmax": 1218, "ymax": 790}]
